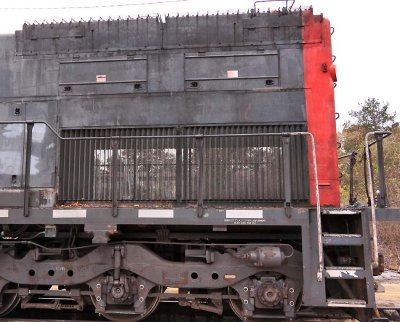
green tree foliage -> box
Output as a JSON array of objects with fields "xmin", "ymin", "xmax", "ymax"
[
  {"xmin": 339, "ymin": 98, "xmax": 399, "ymax": 206},
  {"xmin": 344, "ymin": 97, "xmax": 398, "ymax": 132}
]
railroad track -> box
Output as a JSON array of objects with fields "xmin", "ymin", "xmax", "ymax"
[
  {"xmin": 0, "ymin": 306, "xmax": 360, "ymax": 322},
  {"xmin": 0, "ymin": 306, "xmax": 357, "ymax": 322},
  {"xmin": 0, "ymin": 320, "xmax": 98, "ymax": 322},
  {"xmin": 2, "ymin": 284, "xmax": 400, "ymax": 322},
  {"xmin": 0, "ymin": 319, "xmax": 359, "ymax": 322}
]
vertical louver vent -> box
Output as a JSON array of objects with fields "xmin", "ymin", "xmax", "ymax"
[{"xmin": 59, "ymin": 125, "xmax": 309, "ymax": 203}]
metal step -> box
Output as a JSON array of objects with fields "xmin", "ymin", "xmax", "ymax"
[
  {"xmin": 326, "ymin": 299, "xmax": 367, "ymax": 308},
  {"xmin": 325, "ymin": 266, "xmax": 366, "ymax": 279},
  {"xmin": 322, "ymin": 233, "xmax": 364, "ymax": 246}
]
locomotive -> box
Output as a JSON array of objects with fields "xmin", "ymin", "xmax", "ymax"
[{"xmin": 0, "ymin": 4, "xmax": 394, "ymax": 321}]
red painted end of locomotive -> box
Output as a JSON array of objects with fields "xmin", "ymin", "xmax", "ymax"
[{"xmin": 303, "ymin": 10, "xmax": 340, "ymax": 207}]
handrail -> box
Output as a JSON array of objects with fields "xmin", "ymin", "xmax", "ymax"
[
  {"xmin": 338, "ymin": 152, "xmax": 356, "ymax": 160},
  {"xmin": 338, "ymin": 152, "xmax": 357, "ymax": 205},
  {"xmin": 367, "ymin": 132, "xmax": 392, "ymax": 148},
  {"xmin": 253, "ymin": 0, "xmax": 295, "ymax": 12},
  {"xmin": 365, "ymin": 130, "xmax": 392, "ymax": 269},
  {"xmin": 0, "ymin": 121, "xmax": 322, "ymax": 280}
]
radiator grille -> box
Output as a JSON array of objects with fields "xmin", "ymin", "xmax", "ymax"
[{"xmin": 59, "ymin": 125, "xmax": 309, "ymax": 202}]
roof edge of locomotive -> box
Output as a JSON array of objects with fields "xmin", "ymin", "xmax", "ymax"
[{"xmin": 14, "ymin": 6, "xmax": 318, "ymax": 56}]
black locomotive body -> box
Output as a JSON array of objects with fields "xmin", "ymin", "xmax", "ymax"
[{"xmin": 0, "ymin": 6, "xmax": 392, "ymax": 322}]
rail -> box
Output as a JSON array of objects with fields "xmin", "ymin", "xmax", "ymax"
[
  {"xmin": 0, "ymin": 120, "xmax": 322, "ymax": 279},
  {"xmin": 364, "ymin": 130, "xmax": 392, "ymax": 269}
]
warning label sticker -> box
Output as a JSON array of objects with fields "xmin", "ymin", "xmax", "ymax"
[
  {"xmin": 96, "ymin": 75, "xmax": 107, "ymax": 83},
  {"xmin": 227, "ymin": 70, "xmax": 239, "ymax": 78}
]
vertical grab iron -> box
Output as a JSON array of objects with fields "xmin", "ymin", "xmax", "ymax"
[
  {"xmin": 282, "ymin": 135, "xmax": 292, "ymax": 218},
  {"xmin": 365, "ymin": 130, "xmax": 392, "ymax": 269},
  {"xmin": 23, "ymin": 122, "xmax": 34, "ymax": 218},
  {"xmin": 196, "ymin": 134, "xmax": 205, "ymax": 218},
  {"xmin": 111, "ymin": 137, "xmax": 120, "ymax": 218},
  {"xmin": 375, "ymin": 133, "xmax": 388, "ymax": 208}
]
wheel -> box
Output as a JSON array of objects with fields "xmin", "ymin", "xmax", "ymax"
[
  {"xmin": 228, "ymin": 287, "xmax": 256, "ymax": 322},
  {"xmin": 0, "ymin": 283, "xmax": 20, "ymax": 317},
  {"xmin": 91, "ymin": 285, "xmax": 161, "ymax": 322},
  {"xmin": 227, "ymin": 285, "xmax": 301, "ymax": 322}
]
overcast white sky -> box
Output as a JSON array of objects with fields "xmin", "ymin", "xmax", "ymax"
[{"xmin": 0, "ymin": 0, "xmax": 398, "ymax": 127}]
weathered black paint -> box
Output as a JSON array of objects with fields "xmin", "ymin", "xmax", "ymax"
[
  {"xmin": 0, "ymin": 9, "xmax": 379, "ymax": 321},
  {"xmin": 0, "ymin": 12, "xmax": 306, "ymax": 193}
]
